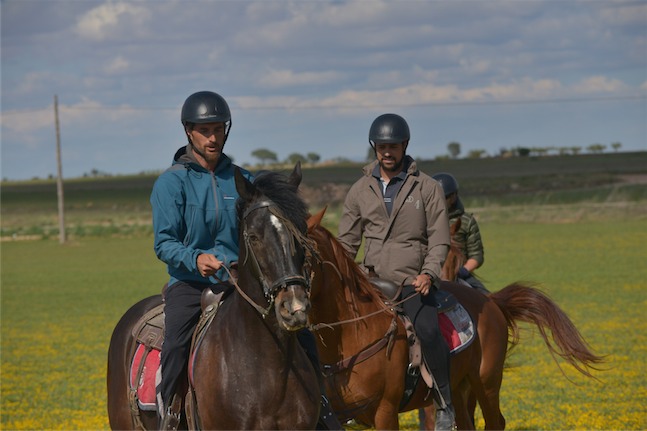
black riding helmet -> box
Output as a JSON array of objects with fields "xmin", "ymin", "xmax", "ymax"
[
  {"xmin": 369, "ymin": 113, "xmax": 410, "ymax": 146},
  {"xmin": 432, "ymin": 172, "xmax": 459, "ymax": 197},
  {"xmin": 181, "ymin": 91, "xmax": 232, "ymax": 142}
]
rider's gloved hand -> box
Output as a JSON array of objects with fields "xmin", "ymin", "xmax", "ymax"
[{"xmin": 458, "ymin": 266, "xmax": 470, "ymax": 279}]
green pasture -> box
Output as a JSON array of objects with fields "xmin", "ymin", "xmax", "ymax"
[{"xmin": 2, "ymin": 215, "xmax": 646, "ymax": 429}]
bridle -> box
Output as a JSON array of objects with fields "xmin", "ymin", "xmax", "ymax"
[{"xmin": 236, "ymin": 200, "xmax": 318, "ymax": 317}]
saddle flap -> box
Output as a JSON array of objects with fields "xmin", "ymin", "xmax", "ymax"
[{"xmin": 132, "ymin": 304, "xmax": 165, "ymax": 351}]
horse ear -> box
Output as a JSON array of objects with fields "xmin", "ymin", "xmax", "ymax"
[
  {"xmin": 235, "ymin": 168, "xmax": 256, "ymax": 200},
  {"xmin": 288, "ymin": 161, "xmax": 302, "ymax": 188},
  {"xmin": 307, "ymin": 206, "xmax": 327, "ymax": 232}
]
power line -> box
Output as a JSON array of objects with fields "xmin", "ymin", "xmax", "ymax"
[{"xmin": 2, "ymin": 94, "xmax": 645, "ymax": 115}]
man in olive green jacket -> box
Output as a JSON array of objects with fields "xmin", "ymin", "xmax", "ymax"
[{"xmin": 338, "ymin": 113, "xmax": 454, "ymax": 431}]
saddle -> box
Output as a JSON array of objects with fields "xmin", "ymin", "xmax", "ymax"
[
  {"xmin": 127, "ymin": 285, "xmax": 231, "ymax": 430},
  {"xmin": 368, "ymin": 277, "xmax": 475, "ymax": 407}
]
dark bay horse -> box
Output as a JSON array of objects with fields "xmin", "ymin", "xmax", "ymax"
[
  {"xmin": 306, "ymin": 208, "xmax": 603, "ymax": 430},
  {"xmin": 107, "ymin": 164, "xmax": 321, "ymax": 430}
]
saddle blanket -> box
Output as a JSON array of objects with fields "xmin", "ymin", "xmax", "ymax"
[
  {"xmin": 439, "ymin": 304, "xmax": 475, "ymax": 354},
  {"xmin": 129, "ymin": 344, "xmax": 160, "ymax": 410}
]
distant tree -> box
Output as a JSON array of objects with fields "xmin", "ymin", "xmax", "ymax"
[
  {"xmin": 558, "ymin": 147, "xmax": 571, "ymax": 156},
  {"xmin": 251, "ymin": 148, "xmax": 278, "ymax": 165},
  {"xmin": 571, "ymin": 146, "xmax": 582, "ymax": 155},
  {"xmin": 498, "ymin": 147, "xmax": 514, "ymax": 158},
  {"xmin": 611, "ymin": 142, "xmax": 622, "ymax": 152},
  {"xmin": 332, "ymin": 156, "xmax": 354, "ymax": 164},
  {"xmin": 447, "ymin": 142, "xmax": 461, "ymax": 159},
  {"xmin": 286, "ymin": 153, "xmax": 307, "ymax": 165},
  {"xmin": 306, "ymin": 152, "xmax": 321, "ymax": 164},
  {"xmin": 587, "ymin": 143, "xmax": 606, "ymax": 154},
  {"xmin": 517, "ymin": 147, "xmax": 531, "ymax": 157},
  {"xmin": 467, "ymin": 149, "xmax": 487, "ymax": 159}
]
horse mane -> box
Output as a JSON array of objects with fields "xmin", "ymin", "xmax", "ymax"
[
  {"xmin": 442, "ymin": 217, "xmax": 466, "ymax": 281},
  {"xmin": 309, "ymin": 223, "xmax": 388, "ymax": 307},
  {"xmin": 239, "ymin": 170, "xmax": 309, "ymax": 234}
]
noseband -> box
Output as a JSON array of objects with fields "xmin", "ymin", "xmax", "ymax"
[{"xmin": 240, "ymin": 200, "xmax": 316, "ymax": 317}]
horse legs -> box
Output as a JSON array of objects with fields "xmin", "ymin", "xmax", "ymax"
[
  {"xmin": 474, "ymin": 305, "xmax": 508, "ymax": 430},
  {"xmin": 373, "ymin": 403, "xmax": 400, "ymax": 430},
  {"xmin": 421, "ymin": 406, "xmax": 435, "ymax": 430}
]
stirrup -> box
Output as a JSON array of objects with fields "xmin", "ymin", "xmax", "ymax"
[
  {"xmin": 159, "ymin": 408, "xmax": 180, "ymax": 431},
  {"xmin": 159, "ymin": 394, "xmax": 182, "ymax": 431}
]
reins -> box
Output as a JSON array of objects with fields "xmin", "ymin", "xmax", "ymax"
[
  {"xmin": 308, "ymin": 257, "xmax": 421, "ymax": 374},
  {"xmin": 309, "ymin": 259, "xmax": 420, "ymax": 332}
]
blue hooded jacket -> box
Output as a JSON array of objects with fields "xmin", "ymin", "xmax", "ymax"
[{"xmin": 150, "ymin": 145, "xmax": 254, "ymax": 286}]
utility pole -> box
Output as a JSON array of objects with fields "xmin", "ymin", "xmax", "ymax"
[{"xmin": 54, "ymin": 95, "xmax": 66, "ymax": 244}]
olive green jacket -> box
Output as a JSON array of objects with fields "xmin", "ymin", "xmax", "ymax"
[
  {"xmin": 448, "ymin": 199, "xmax": 484, "ymax": 267},
  {"xmin": 338, "ymin": 157, "xmax": 450, "ymax": 285}
]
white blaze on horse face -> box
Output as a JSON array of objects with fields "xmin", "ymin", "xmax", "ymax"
[{"xmin": 269, "ymin": 214, "xmax": 289, "ymax": 256}]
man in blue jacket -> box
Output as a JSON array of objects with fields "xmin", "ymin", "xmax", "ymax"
[
  {"xmin": 151, "ymin": 91, "xmax": 254, "ymax": 429},
  {"xmin": 152, "ymin": 91, "xmax": 341, "ymax": 430}
]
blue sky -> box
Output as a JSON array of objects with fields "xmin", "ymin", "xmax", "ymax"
[{"xmin": 1, "ymin": 0, "xmax": 646, "ymax": 180}]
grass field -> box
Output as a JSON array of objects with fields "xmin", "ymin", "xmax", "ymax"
[
  {"xmin": 2, "ymin": 153, "xmax": 646, "ymax": 429},
  {"xmin": 1, "ymin": 216, "xmax": 646, "ymax": 429}
]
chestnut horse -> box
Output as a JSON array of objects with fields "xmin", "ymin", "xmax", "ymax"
[
  {"xmin": 107, "ymin": 165, "xmax": 321, "ymax": 430},
  {"xmin": 306, "ymin": 208, "xmax": 603, "ymax": 430}
]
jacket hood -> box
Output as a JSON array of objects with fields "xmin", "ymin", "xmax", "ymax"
[{"xmin": 172, "ymin": 144, "xmax": 232, "ymax": 173}]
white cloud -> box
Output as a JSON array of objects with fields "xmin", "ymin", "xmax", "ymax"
[
  {"xmin": 75, "ymin": 2, "xmax": 151, "ymax": 41},
  {"xmin": 258, "ymin": 69, "xmax": 343, "ymax": 88},
  {"xmin": 105, "ymin": 56, "xmax": 130, "ymax": 74},
  {"xmin": 573, "ymin": 76, "xmax": 629, "ymax": 94},
  {"xmin": 598, "ymin": 1, "xmax": 647, "ymax": 27}
]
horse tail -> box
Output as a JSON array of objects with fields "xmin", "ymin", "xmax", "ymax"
[{"xmin": 490, "ymin": 282, "xmax": 605, "ymax": 379}]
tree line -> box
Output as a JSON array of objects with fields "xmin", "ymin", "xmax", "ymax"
[{"xmin": 248, "ymin": 141, "xmax": 625, "ymax": 169}]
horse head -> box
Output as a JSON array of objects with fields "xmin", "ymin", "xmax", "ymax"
[{"xmin": 234, "ymin": 162, "xmax": 316, "ymax": 331}]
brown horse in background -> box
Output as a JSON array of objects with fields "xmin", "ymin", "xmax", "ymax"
[
  {"xmin": 306, "ymin": 208, "xmax": 603, "ymax": 430},
  {"xmin": 107, "ymin": 165, "xmax": 321, "ymax": 430}
]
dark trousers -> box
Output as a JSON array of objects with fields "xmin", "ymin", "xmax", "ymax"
[
  {"xmin": 401, "ymin": 284, "xmax": 452, "ymax": 408},
  {"xmin": 159, "ymin": 281, "xmax": 205, "ymax": 411}
]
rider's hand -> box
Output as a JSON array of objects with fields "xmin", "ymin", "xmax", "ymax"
[
  {"xmin": 412, "ymin": 273, "xmax": 434, "ymax": 296},
  {"xmin": 197, "ymin": 253, "xmax": 223, "ymax": 278},
  {"xmin": 458, "ymin": 266, "xmax": 470, "ymax": 279}
]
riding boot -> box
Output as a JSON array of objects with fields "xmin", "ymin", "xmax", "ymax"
[
  {"xmin": 297, "ymin": 329, "xmax": 344, "ymax": 430},
  {"xmin": 431, "ymin": 363, "xmax": 455, "ymax": 431},
  {"xmin": 434, "ymin": 402, "xmax": 455, "ymax": 431}
]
